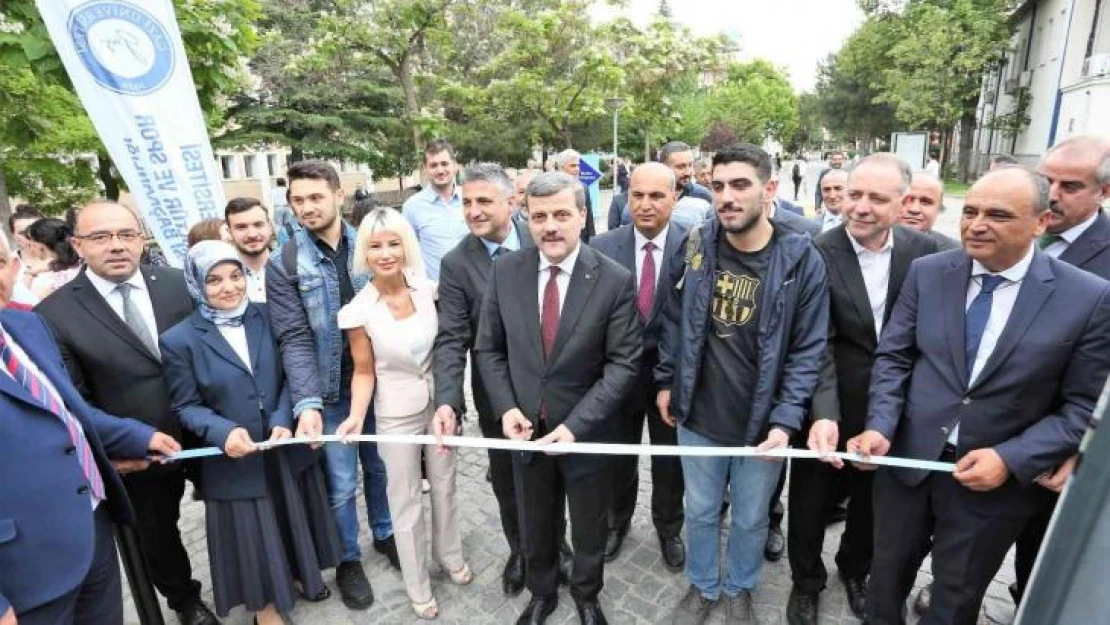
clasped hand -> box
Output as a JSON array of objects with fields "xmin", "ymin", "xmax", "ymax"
[
  {"xmin": 224, "ymin": 426, "xmax": 292, "ymax": 458},
  {"xmin": 501, "ymin": 408, "xmax": 575, "ymax": 453}
]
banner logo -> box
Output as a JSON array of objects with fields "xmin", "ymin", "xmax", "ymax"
[{"xmin": 68, "ymin": 1, "xmax": 175, "ymax": 95}]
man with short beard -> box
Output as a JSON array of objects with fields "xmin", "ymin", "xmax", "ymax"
[
  {"xmin": 660, "ymin": 144, "xmax": 828, "ymax": 625},
  {"xmin": 224, "ymin": 197, "xmax": 275, "ymax": 302},
  {"xmin": 900, "ymin": 172, "xmax": 960, "ymax": 251},
  {"xmin": 403, "ymin": 139, "xmax": 469, "ymax": 281},
  {"xmin": 266, "ymin": 160, "xmax": 397, "ymax": 611}
]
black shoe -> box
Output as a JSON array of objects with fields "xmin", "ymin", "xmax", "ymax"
[
  {"xmin": 660, "ymin": 534, "xmax": 686, "ymax": 572},
  {"xmin": 373, "ymin": 536, "xmax": 401, "ymax": 570},
  {"xmin": 839, "ymin": 571, "xmax": 867, "ymax": 618},
  {"xmin": 723, "ymin": 590, "xmax": 757, "ymax": 624},
  {"xmin": 335, "ymin": 560, "xmax": 374, "ymax": 610},
  {"xmin": 575, "ymin": 599, "xmax": 608, "ymax": 625},
  {"xmin": 516, "ymin": 594, "xmax": 558, "ymax": 625},
  {"xmin": 786, "ymin": 588, "xmax": 818, "ymax": 625},
  {"xmin": 913, "ymin": 583, "xmax": 931, "ymax": 615},
  {"xmin": 294, "ymin": 580, "xmax": 331, "ymax": 602},
  {"xmin": 672, "ymin": 585, "xmax": 715, "ymax": 625},
  {"xmin": 764, "ymin": 525, "xmax": 785, "ymax": 562},
  {"xmin": 603, "ymin": 523, "xmax": 629, "ymax": 562},
  {"xmin": 502, "ymin": 552, "xmax": 525, "ymax": 596},
  {"xmin": 177, "ymin": 600, "xmax": 219, "ymax": 625}
]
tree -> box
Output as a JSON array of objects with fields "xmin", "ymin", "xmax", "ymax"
[
  {"xmin": 787, "ymin": 92, "xmax": 825, "ymax": 153},
  {"xmin": 703, "ymin": 60, "xmax": 799, "ymax": 146}
]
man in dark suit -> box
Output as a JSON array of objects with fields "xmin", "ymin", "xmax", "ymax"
[
  {"xmin": 434, "ymin": 163, "xmax": 536, "ymax": 597},
  {"xmin": 900, "ymin": 171, "xmax": 960, "ymax": 251},
  {"xmin": 35, "ymin": 201, "xmax": 218, "ymax": 625},
  {"xmin": 476, "ymin": 171, "xmax": 641, "ymax": 625},
  {"xmin": 848, "ymin": 166, "xmax": 1110, "ymax": 625},
  {"xmin": 591, "ymin": 162, "xmax": 687, "ymax": 570},
  {"xmin": 607, "ymin": 142, "xmax": 714, "ymax": 231},
  {"xmin": 787, "ymin": 154, "xmax": 939, "ymax": 625},
  {"xmin": 0, "ymin": 309, "xmax": 180, "ymax": 625},
  {"xmin": 1005, "ymin": 136, "xmax": 1110, "ymax": 601}
]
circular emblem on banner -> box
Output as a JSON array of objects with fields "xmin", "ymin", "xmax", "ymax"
[{"xmin": 67, "ymin": 1, "xmax": 175, "ymax": 96}]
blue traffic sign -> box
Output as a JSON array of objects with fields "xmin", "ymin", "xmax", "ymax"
[{"xmin": 578, "ymin": 158, "xmax": 602, "ymax": 187}]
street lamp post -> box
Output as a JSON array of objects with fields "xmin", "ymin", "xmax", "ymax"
[{"xmin": 605, "ymin": 97, "xmax": 626, "ymax": 186}]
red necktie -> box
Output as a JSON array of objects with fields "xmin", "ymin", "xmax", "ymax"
[
  {"xmin": 638, "ymin": 241, "xmax": 657, "ymax": 319},
  {"xmin": 0, "ymin": 332, "xmax": 105, "ymax": 504},
  {"xmin": 542, "ymin": 266, "xmax": 561, "ymax": 360}
]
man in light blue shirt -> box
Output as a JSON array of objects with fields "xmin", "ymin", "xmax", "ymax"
[{"xmin": 402, "ymin": 139, "xmax": 469, "ymax": 281}]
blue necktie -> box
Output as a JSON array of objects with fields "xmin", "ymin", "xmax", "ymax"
[{"xmin": 965, "ymin": 275, "xmax": 1006, "ymax": 378}]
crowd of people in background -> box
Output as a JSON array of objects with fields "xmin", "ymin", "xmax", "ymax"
[{"xmin": 2, "ymin": 135, "xmax": 1110, "ymax": 625}]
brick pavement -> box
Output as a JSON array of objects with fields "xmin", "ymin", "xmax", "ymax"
[{"xmin": 122, "ymin": 416, "xmax": 1018, "ymax": 625}]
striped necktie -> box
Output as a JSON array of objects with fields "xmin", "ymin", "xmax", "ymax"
[{"xmin": 0, "ymin": 332, "xmax": 105, "ymax": 505}]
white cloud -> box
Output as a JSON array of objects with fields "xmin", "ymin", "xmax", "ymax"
[{"xmin": 590, "ymin": 0, "xmax": 864, "ymax": 93}]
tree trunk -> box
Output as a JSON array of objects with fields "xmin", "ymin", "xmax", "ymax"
[
  {"xmin": 958, "ymin": 107, "xmax": 977, "ymax": 183},
  {"xmin": 97, "ymin": 152, "xmax": 120, "ymax": 200},
  {"xmin": 0, "ymin": 153, "xmax": 11, "ymax": 228},
  {"xmin": 397, "ymin": 54, "xmax": 422, "ymax": 155}
]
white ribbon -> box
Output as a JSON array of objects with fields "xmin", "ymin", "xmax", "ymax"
[{"xmin": 167, "ymin": 434, "xmax": 956, "ymax": 473}]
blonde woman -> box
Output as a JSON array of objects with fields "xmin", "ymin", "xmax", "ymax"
[{"xmin": 336, "ymin": 208, "xmax": 471, "ymax": 619}]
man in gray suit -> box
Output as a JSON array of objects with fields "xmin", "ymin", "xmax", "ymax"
[
  {"xmin": 476, "ymin": 171, "xmax": 642, "ymax": 625},
  {"xmin": 433, "ymin": 163, "xmax": 535, "ymax": 597},
  {"xmin": 849, "ymin": 166, "xmax": 1110, "ymax": 624}
]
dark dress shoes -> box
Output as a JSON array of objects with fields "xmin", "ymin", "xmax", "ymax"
[
  {"xmin": 575, "ymin": 599, "xmax": 609, "ymax": 625},
  {"xmin": 373, "ymin": 535, "xmax": 401, "ymax": 570},
  {"xmin": 603, "ymin": 524, "xmax": 629, "ymax": 562},
  {"xmin": 502, "ymin": 552, "xmax": 526, "ymax": 596},
  {"xmin": 839, "ymin": 571, "xmax": 868, "ymax": 618},
  {"xmin": 516, "ymin": 594, "xmax": 558, "ymax": 625},
  {"xmin": 913, "ymin": 583, "xmax": 931, "ymax": 615},
  {"xmin": 660, "ymin": 534, "xmax": 686, "ymax": 572},
  {"xmin": 786, "ymin": 588, "xmax": 818, "ymax": 625},
  {"xmin": 177, "ymin": 600, "xmax": 219, "ymax": 625},
  {"xmin": 335, "ymin": 560, "xmax": 374, "ymax": 610},
  {"xmin": 764, "ymin": 524, "xmax": 785, "ymax": 561}
]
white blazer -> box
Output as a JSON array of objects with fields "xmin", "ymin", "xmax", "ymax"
[{"xmin": 338, "ymin": 270, "xmax": 438, "ymax": 417}]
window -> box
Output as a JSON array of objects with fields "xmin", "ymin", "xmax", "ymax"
[
  {"xmin": 220, "ymin": 155, "xmax": 235, "ymax": 180},
  {"xmin": 267, "ymin": 154, "xmax": 278, "ymax": 177},
  {"xmin": 243, "ymin": 155, "xmax": 255, "ymax": 179}
]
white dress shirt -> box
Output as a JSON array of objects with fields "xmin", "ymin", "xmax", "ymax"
[
  {"xmin": 847, "ymin": 230, "xmax": 894, "ymax": 339},
  {"xmin": 245, "ymin": 264, "xmax": 267, "ymax": 303},
  {"xmin": 820, "ymin": 211, "xmax": 843, "ymax": 233},
  {"xmin": 633, "ymin": 225, "xmax": 669, "ymax": 291},
  {"xmin": 217, "ymin": 324, "xmax": 252, "ymax": 373},
  {"xmin": 1042, "ymin": 211, "xmax": 1099, "ymax": 258},
  {"xmin": 537, "ymin": 243, "xmax": 582, "ymax": 318},
  {"xmin": 85, "ymin": 269, "xmax": 160, "ymax": 356},
  {"xmin": 948, "ymin": 244, "xmax": 1034, "ymax": 444}
]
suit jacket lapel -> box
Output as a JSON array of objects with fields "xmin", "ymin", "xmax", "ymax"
[
  {"xmin": 0, "ymin": 315, "xmax": 70, "ymax": 413},
  {"xmin": 196, "ymin": 314, "xmax": 252, "ymax": 375},
  {"xmin": 519, "ymin": 250, "xmax": 544, "ymax": 366},
  {"xmin": 71, "ymin": 273, "xmax": 160, "ymax": 363},
  {"xmin": 942, "ymin": 257, "xmax": 972, "ymax": 386},
  {"xmin": 647, "ymin": 226, "xmax": 685, "ymax": 324},
  {"xmin": 1059, "ymin": 212, "xmax": 1110, "ymax": 269},
  {"xmin": 465, "ymin": 236, "xmax": 493, "ymax": 282},
  {"xmin": 969, "ymin": 254, "xmax": 1055, "ymax": 392},
  {"xmin": 550, "ymin": 246, "xmax": 601, "ymax": 363},
  {"xmin": 244, "ymin": 305, "xmax": 266, "ymax": 373},
  {"xmin": 884, "ymin": 228, "xmax": 914, "ymax": 327},
  {"xmin": 143, "ymin": 268, "xmax": 178, "ymax": 334},
  {"xmin": 829, "ymin": 228, "xmax": 875, "ymax": 341}
]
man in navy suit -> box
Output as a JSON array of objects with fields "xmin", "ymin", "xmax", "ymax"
[
  {"xmin": 849, "ymin": 166, "xmax": 1110, "ymax": 624},
  {"xmin": 591, "ymin": 162, "xmax": 687, "ymax": 570},
  {"xmin": 0, "ymin": 309, "xmax": 180, "ymax": 625}
]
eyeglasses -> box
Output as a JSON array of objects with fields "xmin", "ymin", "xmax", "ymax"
[{"xmin": 75, "ymin": 230, "xmax": 143, "ymax": 245}]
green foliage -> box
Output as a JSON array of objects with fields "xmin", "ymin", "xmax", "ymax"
[{"xmin": 984, "ymin": 86, "xmax": 1031, "ymax": 139}]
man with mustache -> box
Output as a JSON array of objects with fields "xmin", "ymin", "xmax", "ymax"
[
  {"xmin": 900, "ymin": 171, "xmax": 960, "ymax": 251},
  {"xmin": 814, "ymin": 169, "xmax": 847, "ymax": 233},
  {"xmin": 607, "ymin": 142, "xmax": 714, "ymax": 231},
  {"xmin": 224, "ymin": 197, "xmax": 275, "ymax": 302},
  {"xmin": 476, "ymin": 171, "xmax": 641, "ymax": 625},
  {"xmin": 660, "ymin": 144, "xmax": 828, "ymax": 625}
]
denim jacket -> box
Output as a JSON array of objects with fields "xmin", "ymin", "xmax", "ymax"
[{"xmin": 266, "ymin": 222, "xmax": 368, "ymax": 414}]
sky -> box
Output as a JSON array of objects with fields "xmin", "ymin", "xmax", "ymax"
[{"xmin": 589, "ymin": 0, "xmax": 865, "ymax": 93}]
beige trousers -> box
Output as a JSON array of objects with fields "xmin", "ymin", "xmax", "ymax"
[{"xmin": 376, "ymin": 404, "xmax": 465, "ymax": 603}]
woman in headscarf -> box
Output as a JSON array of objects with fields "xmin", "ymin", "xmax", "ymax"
[{"xmin": 160, "ymin": 241, "xmax": 341, "ymax": 624}]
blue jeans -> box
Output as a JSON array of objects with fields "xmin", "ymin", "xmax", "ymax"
[
  {"xmin": 679, "ymin": 425, "xmax": 784, "ymax": 599},
  {"xmin": 322, "ymin": 391, "xmax": 393, "ymax": 562}
]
